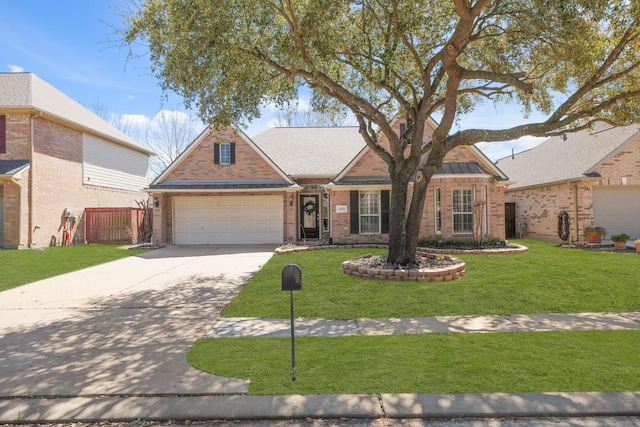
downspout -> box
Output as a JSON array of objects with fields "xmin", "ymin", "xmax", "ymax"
[
  {"xmin": 573, "ymin": 184, "xmax": 579, "ymax": 243},
  {"xmin": 482, "ymin": 185, "xmax": 488, "ymax": 238},
  {"xmin": 325, "ymin": 187, "xmax": 333, "ymax": 244},
  {"xmin": 28, "ymin": 113, "xmax": 35, "ymax": 248}
]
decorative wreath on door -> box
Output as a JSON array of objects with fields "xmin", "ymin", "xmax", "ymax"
[{"xmin": 303, "ymin": 199, "xmax": 317, "ymax": 215}]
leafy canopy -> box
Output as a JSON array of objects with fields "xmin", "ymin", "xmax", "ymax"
[{"xmin": 124, "ymin": 0, "xmax": 640, "ymax": 141}]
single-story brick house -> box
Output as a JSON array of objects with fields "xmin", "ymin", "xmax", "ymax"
[
  {"xmin": 0, "ymin": 72, "xmax": 153, "ymax": 248},
  {"xmin": 148, "ymin": 118, "xmax": 509, "ymax": 246},
  {"xmin": 496, "ymin": 123, "xmax": 640, "ymax": 242}
]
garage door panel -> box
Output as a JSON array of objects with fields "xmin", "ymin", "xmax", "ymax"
[
  {"xmin": 593, "ymin": 187, "xmax": 640, "ymax": 239},
  {"xmin": 174, "ymin": 196, "xmax": 283, "ymax": 245}
]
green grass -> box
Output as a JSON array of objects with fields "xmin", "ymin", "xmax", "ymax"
[
  {"xmin": 191, "ymin": 239, "xmax": 640, "ymax": 394},
  {"xmin": 0, "ymin": 245, "xmax": 150, "ymax": 292},
  {"xmin": 189, "ymin": 330, "xmax": 640, "ymax": 395},
  {"xmin": 222, "ymin": 239, "xmax": 640, "ymax": 318}
]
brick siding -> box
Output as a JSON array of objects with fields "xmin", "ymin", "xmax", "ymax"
[{"xmin": 1, "ymin": 114, "xmax": 147, "ymax": 248}]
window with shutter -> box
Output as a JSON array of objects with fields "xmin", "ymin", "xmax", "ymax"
[{"xmin": 214, "ymin": 142, "xmax": 236, "ymax": 164}]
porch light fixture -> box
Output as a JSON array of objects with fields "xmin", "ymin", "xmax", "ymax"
[
  {"xmin": 289, "ymin": 195, "xmax": 294, "ymax": 207},
  {"xmin": 153, "ymin": 197, "xmax": 159, "ymax": 208}
]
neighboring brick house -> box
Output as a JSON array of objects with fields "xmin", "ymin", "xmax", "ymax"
[
  {"xmin": 0, "ymin": 73, "xmax": 153, "ymax": 248},
  {"xmin": 496, "ymin": 123, "xmax": 640, "ymax": 242},
  {"xmin": 148, "ymin": 118, "xmax": 509, "ymax": 246}
]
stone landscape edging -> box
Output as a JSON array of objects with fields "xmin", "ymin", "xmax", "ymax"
[{"xmin": 341, "ymin": 254, "xmax": 466, "ymax": 282}]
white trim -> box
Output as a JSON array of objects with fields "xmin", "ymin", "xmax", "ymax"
[
  {"xmin": 358, "ymin": 190, "xmax": 381, "ymax": 234},
  {"xmin": 146, "ymin": 185, "xmax": 300, "ymax": 194},
  {"xmin": 452, "ymin": 186, "xmax": 475, "ymax": 234}
]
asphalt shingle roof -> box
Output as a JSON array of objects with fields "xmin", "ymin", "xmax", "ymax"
[
  {"xmin": 251, "ymin": 127, "xmax": 365, "ymax": 177},
  {"xmin": 0, "ymin": 72, "xmax": 152, "ymax": 155},
  {"xmin": 495, "ymin": 123, "xmax": 640, "ymax": 189},
  {"xmin": 0, "ymin": 159, "xmax": 29, "ymax": 176}
]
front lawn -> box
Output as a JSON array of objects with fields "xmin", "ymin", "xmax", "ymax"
[
  {"xmin": 189, "ymin": 330, "xmax": 640, "ymax": 395},
  {"xmin": 190, "ymin": 239, "xmax": 640, "ymax": 395},
  {"xmin": 0, "ymin": 245, "xmax": 150, "ymax": 293},
  {"xmin": 222, "ymin": 239, "xmax": 640, "ymax": 318}
]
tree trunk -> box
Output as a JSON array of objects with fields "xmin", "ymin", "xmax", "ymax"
[
  {"xmin": 404, "ymin": 177, "xmax": 429, "ymax": 263},
  {"xmin": 386, "ymin": 172, "xmax": 411, "ymax": 265}
]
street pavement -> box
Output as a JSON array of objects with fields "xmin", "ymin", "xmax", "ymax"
[{"xmin": 0, "ymin": 245, "xmax": 639, "ymax": 425}]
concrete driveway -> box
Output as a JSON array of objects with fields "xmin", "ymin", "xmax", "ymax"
[{"xmin": 0, "ymin": 245, "xmax": 275, "ymax": 397}]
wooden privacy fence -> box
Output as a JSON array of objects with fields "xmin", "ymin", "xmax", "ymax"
[{"xmin": 85, "ymin": 208, "xmax": 146, "ymax": 244}]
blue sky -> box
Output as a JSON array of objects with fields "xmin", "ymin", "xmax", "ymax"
[{"xmin": 0, "ymin": 0, "xmax": 546, "ymax": 161}]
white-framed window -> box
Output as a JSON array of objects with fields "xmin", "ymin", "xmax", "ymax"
[
  {"xmin": 219, "ymin": 143, "xmax": 231, "ymax": 164},
  {"xmin": 434, "ymin": 187, "xmax": 442, "ymax": 234},
  {"xmin": 359, "ymin": 191, "xmax": 380, "ymax": 234},
  {"xmin": 453, "ymin": 186, "xmax": 474, "ymax": 233}
]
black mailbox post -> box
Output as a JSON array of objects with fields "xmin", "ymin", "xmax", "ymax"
[{"xmin": 281, "ymin": 263, "xmax": 302, "ymax": 381}]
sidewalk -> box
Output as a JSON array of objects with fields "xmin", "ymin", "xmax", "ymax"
[
  {"xmin": 2, "ymin": 392, "xmax": 640, "ymax": 422},
  {"xmin": 208, "ymin": 312, "xmax": 640, "ymax": 338},
  {"xmin": 2, "ymin": 311, "xmax": 639, "ymax": 423}
]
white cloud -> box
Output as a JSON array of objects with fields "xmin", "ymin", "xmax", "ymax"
[
  {"xmin": 119, "ymin": 113, "xmax": 150, "ymax": 130},
  {"xmin": 127, "ymin": 94, "xmax": 135, "ymax": 101},
  {"xmin": 7, "ymin": 64, "xmax": 23, "ymax": 72}
]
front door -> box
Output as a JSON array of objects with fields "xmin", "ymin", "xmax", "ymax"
[{"xmin": 299, "ymin": 194, "xmax": 320, "ymax": 239}]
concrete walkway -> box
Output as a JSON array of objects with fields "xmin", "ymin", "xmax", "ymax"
[{"xmin": 209, "ymin": 312, "xmax": 640, "ymax": 338}]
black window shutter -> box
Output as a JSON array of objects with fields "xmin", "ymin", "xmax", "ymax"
[
  {"xmin": 350, "ymin": 191, "xmax": 359, "ymax": 234},
  {"xmin": 0, "ymin": 115, "xmax": 6, "ymax": 154},
  {"xmin": 381, "ymin": 190, "xmax": 390, "ymax": 233},
  {"xmin": 230, "ymin": 142, "xmax": 236, "ymax": 164},
  {"xmin": 214, "ymin": 143, "xmax": 220, "ymax": 164}
]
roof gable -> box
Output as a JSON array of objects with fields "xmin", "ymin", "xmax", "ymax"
[
  {"xmin": 496, "ymin": 123, "xmax": 640, "ymax": 189},
  {"xmin": 152, "ymin": 124, "xmax": 294, "ymax": 188},
  {"xmin": 0, "ymin": 73, "xmax": 152, "ymax": 155},
  {"xmin": 334, "ymin": 119, "xmax": 507, "ymax": 183}
]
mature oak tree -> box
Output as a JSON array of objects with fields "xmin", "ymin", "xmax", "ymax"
[{"xmin": 123, "ymin": 0, "xmax": 640, "ymax": 264}]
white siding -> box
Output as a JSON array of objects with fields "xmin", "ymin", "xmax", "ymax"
[{"xmin": 83, "ymin": 134, "xmax": 149, "ymax": 191}]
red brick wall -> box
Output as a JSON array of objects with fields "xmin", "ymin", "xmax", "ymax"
[
  {"xmin": 332, "ymin": 140, "xmax": 506, "ymax": 244},
  {"xmin": 165, "ymin": 127, "xmax": 283, "ymax": 181},
  {"xmin": 1, "ymin": 114, "xmax": 148, "ymax": 248},
  {"xmin": 329, "ymin": 176, "xmax": 505, "ymax": 245},
  {"xmin": 505, "ymin": 135, "xmax": 640, "ymax": 242},
  {"xmin": 0, "ymin": 113, "xmax": 30, "ymax": 159}
]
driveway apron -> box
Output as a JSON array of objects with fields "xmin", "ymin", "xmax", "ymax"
[{"xmin": 0, "ymin": 245, "xmax": 275, "ymax": 397}]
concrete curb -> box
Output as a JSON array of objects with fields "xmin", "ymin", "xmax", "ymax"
[{"xmin": 2, "ymin": 392, "xmax": 639, "ymax": 423}]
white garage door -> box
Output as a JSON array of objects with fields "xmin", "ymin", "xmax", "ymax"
[
  {"xmin": 593, "ymin": 187, "xmax": 640, "ymax": 239},
  {"xmin": 174, "ymin": 196, "xmax": 283, "ymax": 245}
]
